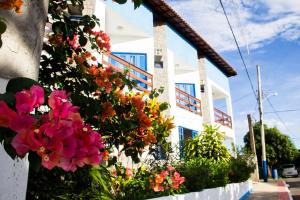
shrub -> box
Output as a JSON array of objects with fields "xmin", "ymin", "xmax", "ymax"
[
  {"xmin": 228, "ymin": 155, "xmax": 255, "ymax": 183},
  {"xmin": 184, "ymin": 125, "xmax": 231, "ymax": 163},
  {"xmin": 112, "ymin": 162, "xmax": 185, "ymax": 200},
  {"xmin": 177, "ymin": 158, "xmax": 230, "ymax": 191}
]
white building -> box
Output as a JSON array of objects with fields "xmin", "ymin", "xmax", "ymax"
[{"xmin": 88, "ymin": 0, "xmax": 238, "ymax": 156}]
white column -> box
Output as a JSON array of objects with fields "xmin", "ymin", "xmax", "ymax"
[
  {"xmin": 198, "ymin": 58, "xmax": 215, "ymax": 125},
  {"xmin": 0, "ymin": 1, "xmax": 49, "ymax": 199}
]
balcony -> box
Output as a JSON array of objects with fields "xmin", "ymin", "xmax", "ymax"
[
  {"xmin": 175, "ymin": 88, "xmax": 202, "ymax": 115},
  {"xmin": 214, "ymin": 108, "xmax": 232, "ymax": 128},
  {"xmin": 102, "ymin": 52, "xmax": 153, "ymax": 93}
]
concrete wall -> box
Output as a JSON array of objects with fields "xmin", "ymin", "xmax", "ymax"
[
  {"xmin": 148, "ymin": 180, "xmax": 252, "ymax": 200},
  {"xmin": 106, "ymin": 0, "xmax": 153, "ymax": 35},
  {"xmin": 110, "ymin": 37, "xmax": 154, "ymax": 75},
  {"xmin": 0, "ymin": 78, "xmax": 30, "ymax": 200},
  {"xmin": 166, "ymin": 26, "xmax": 198, "ymax": 68},
  {"xmin": 205, "ymin": 58, "xmax": 230, "ymax": 93}
]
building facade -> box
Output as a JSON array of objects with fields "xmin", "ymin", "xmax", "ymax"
[{"xmin": 87, "ymin": 0, "xmax": 237, "ymax": 155}]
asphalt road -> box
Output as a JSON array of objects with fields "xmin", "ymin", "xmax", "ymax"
[{"xmin": 285, "ymin": 177, "xmax": 300, "ymax": 200}]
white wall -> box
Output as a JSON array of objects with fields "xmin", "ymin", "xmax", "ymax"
[
  {"xmin": 0, "ymin": 78, "xmax": 29, "ymax": 200},
  {"xmin": 148, "ymin": 180, "xmax": 252, "ymax": 200},
  {"xmin": 110, "ymin": 37, "xmax": 155, "ymax": 75}
]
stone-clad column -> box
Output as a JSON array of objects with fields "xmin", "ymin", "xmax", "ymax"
[
  {"xmin": 153, "ymin": 20, "xmax": 176, "ymax": 117},
  {"xmin": 0, "ymin": 1, "xmax": 49, "ymax": 199},
  {"xmin": 198, "ymin": 56, "xmax": 215, "ymax": 125}
]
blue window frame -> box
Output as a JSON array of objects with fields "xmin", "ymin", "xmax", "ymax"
[
  {"xmin": 110, "ymin": 52, "xmax": 148, "ymax": 89},
  {"xmin": 175, "ymin": 83, "xmax": 196, "ymax": 97},
  {"xmin": 179, "ymin": 126, "xmax": 198, "ymax": 159},
  {"xmin": 176, "ymin": 83, "xmax": 197, "ymax": 111}
]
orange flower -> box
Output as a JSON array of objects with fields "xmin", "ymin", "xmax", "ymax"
[
  {"xmin": 155, "ymin": 174, "xmax": 164, "ymax": 184},
  {"xmin": 101, "ymin": 102, "xmax": 116, "ymax": 121},
  {"xmin": 131, "ymin": 96, "xmax": 144, "ymax": 111},
  {"xmin": 153, "ymin": 183, "xmax": 164, "ymax": 192},
  {"xmin": 0, "ymin": 0, "xmax": 23, "ymax": 13},
  {"xmin": 125, "ymin": 167, "xmax": 133, "ymax": 178},
  {"xmin": 102, "ymin": 150, "xmax": 109, "ymax": 161}
]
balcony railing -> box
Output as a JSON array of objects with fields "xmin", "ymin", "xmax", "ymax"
[
  {"xmin": 214, "ymin": 108, "xmax": 232, "ymax": 128},
  {"xmin": 175, "ymin": 88, "xmax": 202, "ymax": 115},
  {"xmin": 102, "ymin": 52, "xmax": 153, "ymax": 93}
]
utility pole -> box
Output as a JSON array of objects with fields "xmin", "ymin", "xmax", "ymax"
[
  {"xmin": 247, "ymin": 114, "xmax": 259, "ymax": 181},
  {"xmin": 257, "ymin": 64, "xmax": 268, "ymax": 182}
]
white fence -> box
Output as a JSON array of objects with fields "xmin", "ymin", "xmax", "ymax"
[{"xmin": 149, "ymin": 180, "xmax": 252, "ymax": 200}]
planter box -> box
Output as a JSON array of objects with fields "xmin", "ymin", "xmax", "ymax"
[{"xmin": 148, "ymin": 180, "xmax": 252, "ymax": 200}]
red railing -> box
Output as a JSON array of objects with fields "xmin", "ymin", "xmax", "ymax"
[
  {"xmin": 102, "ymin": 52, "xmax": 153, "ymax": 93},
  {"xmin": 176, "ymin": 88, "xmax": 202, "ymax": 115},
  {"xmin": 214, "ymin": 108, "xmax": 232, "ymax": 128}
]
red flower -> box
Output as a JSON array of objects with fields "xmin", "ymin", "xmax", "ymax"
[
  {"xmin": 0, "ymin": 101, "xmax": 16, "ymax": 128},
  {"xmin": 67, "ymin": 34, "xmax": 80, "ymax": 49}
]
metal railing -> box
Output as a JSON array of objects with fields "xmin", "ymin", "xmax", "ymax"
[
  {"xmin": 175, "ymin": 88, "xmax": 202, "ymax": 115},
  {"xmin": 214, "ymin": 108, "xmax": 232, "ymax": 128},
  {"xmin": 102, "ymin": 52, "xmax": 153, "ymax": 93}
]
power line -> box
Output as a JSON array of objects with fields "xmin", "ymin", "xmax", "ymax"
[
  {"xmin": 266, "ymin": 98, "xmax": 292, "ymax": 134},
  {"xmin": 265, "ymin": 109, "xmax": 300, "ymax": 114},
  {"xmin": 216, "ymin": 92, "xmax": 252, "ymax": 109},
  {"xmin": 219, "ymin": 0, "xmax": 257, "ymax": 100}
]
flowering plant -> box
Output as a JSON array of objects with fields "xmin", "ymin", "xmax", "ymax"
[
  {"xmin": 149, "ymin": 165, "xmax": 185, "ymax": 193},
  {"xmin": 0, "ymin": 78, "xmax": 104, "ymax": 172}
]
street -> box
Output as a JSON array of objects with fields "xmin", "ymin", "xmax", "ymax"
[{"xmin": 285, "ymin": 177, "xmax": 300, "ymax": 200}]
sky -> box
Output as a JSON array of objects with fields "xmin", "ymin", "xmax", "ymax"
[{"xmin": 166, "ymin": 0, "xmax": 300, "ymax": 148}]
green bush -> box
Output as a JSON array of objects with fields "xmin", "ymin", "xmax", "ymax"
[
  {"xmin": 177, "ymin": 158, "xmax": 230, "ymax": 192},
  {"xmin": 228, "ymin": 155, "xmax": 255, "ymax": 183},
  {"xmin": 184, "ymin": 125, "xmax": 231, "ymax": 163}
]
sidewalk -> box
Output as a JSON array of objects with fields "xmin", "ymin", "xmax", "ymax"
[{"xmin": 248, "ymin": 179, "xmax": 292, "ymax": 200}]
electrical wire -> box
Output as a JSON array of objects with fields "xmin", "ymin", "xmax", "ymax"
[
  {"xmin": 219, "ymin": 0, "xmax": 257, "ymax": 101},
  {"xmin": 216, "ymin": 92, "xmax": 252, "ymax": 109},
  {"xmin": 265, "ymin": 109, "xmax": 300, "ymax": 114},
  {"xmin": 266, "ymin": 98, "xmax": 292, "ymax": 134}
]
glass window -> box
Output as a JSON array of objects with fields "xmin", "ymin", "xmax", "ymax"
[{"xmin": 109, "ymin": 52, "xmax": 148, "ymax": 89}]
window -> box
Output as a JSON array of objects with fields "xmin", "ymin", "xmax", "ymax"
[
  {"xmin": 110, "ymin": 52, "xmax": 148, "ymax": 89},
  {"xmin": 179, "ymin": 126, "xmax": 198, "ymax": 159},
  {"xmin": 176, "ymin": 83, "xmax": 197, "ymax": 111},
  {"xmin": 175, "ymin": 83, "xmax": 196, "ymax": 96}
]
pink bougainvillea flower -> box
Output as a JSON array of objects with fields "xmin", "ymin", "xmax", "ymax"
[
  {"xmin": 0, "ymin": 101, "xmax": 16, "ymax": 128},
  {"xmin": 41, "ymin": 152, "xmax": 61, "ymax": 170},
  {"xmin": 15, "ymin": 85, "xmax": 44, "ymax": 115},
  {"xmin": 9, "ymin": 114, "xmax": 35, "ymax": 133},
  {"xmin": 48, "ymin": 90, "xmax": 80, "ymax": 119},
  {"xmin": 11, "ymin": 128, "xmax": 43, "ymax": 155}
]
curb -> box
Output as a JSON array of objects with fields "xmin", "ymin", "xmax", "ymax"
[{"xmin": 282, "ymin": 180, "xmax": 293, "ymax": 200}]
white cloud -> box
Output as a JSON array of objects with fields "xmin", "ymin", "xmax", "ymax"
[{"xmin": 166, "ymin": 0, "xmax": 300, "ymax": 52}]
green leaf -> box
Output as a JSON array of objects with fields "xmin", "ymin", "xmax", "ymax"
[
  {"xmin": 0, "ymin": 92, "xmax": 15, "ymax": 106},
  {"xmin": 52, "ymin": 21, "xmax": 66, "ymax": 34},
  {"xmin": 79, "ymin": 36, "xmax": 88, "ymax": 46},
  {"xmin": 0, "ymin": 20, "xmax": 6, "ymax": 34},
  {"xmin": 28, "ymin": 152, "xmax": 41, "ymax": 172},
  {"xmin": 6, "ymin": 77, "xmax": 40, "ymax": 94}
]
